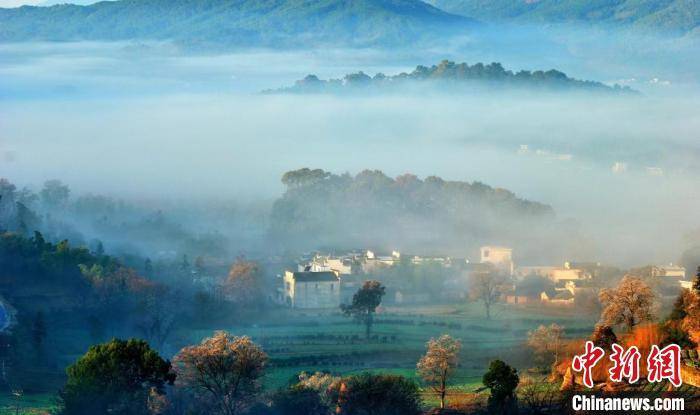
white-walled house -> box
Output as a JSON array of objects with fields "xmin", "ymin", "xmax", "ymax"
[{"xmin": 283, "ymin": 270, "xmax": 340, "ymax": 309}]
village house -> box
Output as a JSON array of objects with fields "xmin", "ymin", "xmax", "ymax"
[
  {"xmin": 480, "ymin": 245, "xmax": 514, "ymax": 276},
  {"xmin": 282, "ymin": 270, "xmax": 341, "ymax": 309},
  {"xmin": 362, "ymin": 250, "xmax": 400, "ymax": 272},
  {"xmin": 300, "ymin": 254, "xmax": 356, "ymax": 275},
  {"xmin": 540, "ymin": 286, "xmax": 575, "ymax": 305},
  {"xmin": 515, "ymin": 261, "xmax": 589, "ymax": 282},
  {"xmin": 650, "ymin": 263, "xmax": 686, "ymax": 279},
  {"xmin": 502, "ymin": 284, "xmax": 539, "ymax": 305}
]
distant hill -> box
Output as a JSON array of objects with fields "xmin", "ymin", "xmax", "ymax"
[
  {"xmin": 270, "ymin": 59, "xmax": 637, "ymax": 94},
  {"xmin": 269, "ymin": 168, "xmax": 555, "ymax": 253},
  {"xmin": 0, "ymin": 0, "xmax": 475, "ymax": 47},
  {"xmin": 427, "ymin": 0, "xmax": 700, "ymax": 34}
]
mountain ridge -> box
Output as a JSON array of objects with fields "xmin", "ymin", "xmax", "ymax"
[{"xmin": 0, "ymin": 0, "xmax": 476, "ymax": 47}]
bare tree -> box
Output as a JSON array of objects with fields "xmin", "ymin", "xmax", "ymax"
[
  {"xmin": 526, "ymin": 323, "xmax": 564, "ymax": 369},
  {"xmin": 417, "ymin": 334, "xmax": 461, "ymax": 409},
  {"xmin": 135, "ymin": 285, "xmax": 179, "ymax": 351},
  {"xmin": 173, "ymin": 332, "xmax": 267, "ymax": 415},
  {"xmin": 599, "ymin": 275, "xmax": 656, "ymax": 331},
  {"xmin": 470, "ymin": 271, "xmax": 502, "ymax": 319}
]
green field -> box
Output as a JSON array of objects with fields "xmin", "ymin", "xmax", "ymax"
[
  {"xmin": 8, "ymin": 301, "xmax": 596, "ymax": 412},
  {"xmin": 178, "ymin": 301, "xmax": 596, "ymax": 390}
]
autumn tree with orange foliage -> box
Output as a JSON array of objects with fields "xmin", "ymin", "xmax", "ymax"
[
  {"xmin": 417, "ymin": 334, "xmax": 461, "ymax": 409},
  {"xmin": 224, "ymin": 258, "xmax": 264, "ymax": 307},
  {"xmin": 599, "ymin": 275, "xmax": 656, "ymax": 332},
  {"xmin": 173, "ymin": 332, "xmax": 267, "ymax": 415}
]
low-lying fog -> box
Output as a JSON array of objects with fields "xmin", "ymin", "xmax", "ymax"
[{"xmin": 1, "ymin": 27, "xmax": 699, "ymax": 267}]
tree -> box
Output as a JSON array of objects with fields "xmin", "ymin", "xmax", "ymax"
[
  {"xmin": 417, "ymin": 334, "xmax": 461, "ymax": 409},
  {"xmin": 40, "ymin": 179, "xmax": 70, "ymax": 209},
  {"xmin": 195, "ymin": 255, "xmax": 206, "ymax": 274},
  {"xmin": 591, "ymin": 325, "xmax": 618, "ymax": 350},
  {"xmin": 281, "ymin": 168, "xmax": 331, "ymax": 188},
  {"xmin": 173, "ymin": 332, "xmax": 267, "ymax": 415},
  {"xmin": 338, "ymin": 373, "xmax": 422, "ymax": 415},
  {"xmin": 482, "ymin": 360, "xmax": 519, "ymax": 413},
  {"xmin": 297, "ymin": 371, "xmax": 341, "ymax": 409},
  {"xmin": 341, "ymin": 281, "xmax": 385, "ymax": 340},
  {"xmin": 526, "ymin": 324, "xmax": 564, "ymax": 368},
  {"xmin": 61, "ymin": 338, "xmax": 175, "ymax": 415},
  {"xmin": 31, "ymin": 311, "xmax": 47, "ymax": 359},
  {"xmin": 518, "ymin": 376, "xmax": 560, "ymax": 415},
  {"xmin": 681, "ymin": 289, "xmax": 700, "ymax": 341},
  {"xmin": 224, "ymin": 258, "xmax": 264, "ymax": 307},
  {"xmin": 599, "ymin": 275, "xmax": 656, "ymax": 331},
  {"xmin": 179, "ymin": 254, "xmax": 190, "ymax": 272},
  {"xmin": 135, "ymin": 285, "xmax": 178, "ymax": 351},
  {"xmin": 270, "ymin": 385, "xmax": 329, "ymax": 415},
  {"xmin": 661, "ymin": 290, "xmax": 696, "ymax": 349},
  {"xmin": 94, "ymin": 241, "xmax": 105, "ymax": 257},
  {"xmin": 470, "ymin": 271, "xmax": 502, "ymax": 320},
  {"xmin": 144, "ymin": 258, "xmax": 153, "ymax": 276},
  {"xmin": 693, "ymin": 266, "xmax": 700, "ymax": 292}
]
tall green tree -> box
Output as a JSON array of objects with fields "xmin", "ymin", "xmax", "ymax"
[
  {"xmin": 482, "ymin": 360, "xmax": 519, "ymax": 413},
  {"xmin": 341, "ymin": 280, "xmax": 385, "ymax": 340},
  {"xmin": 61, "ymin": 338, "xmax": 175, "ymax": 415}
]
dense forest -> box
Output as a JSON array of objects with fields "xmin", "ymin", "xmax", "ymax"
[
  {"xmin": 0, "ymin": 0, "xmax": 472, "ymax": 47},
  {"xmin": 429, "ymin": 0, "xmax": 700, "ymax": 35},
  {"xmin": 271, "ymin": 60, "xmax": 636, "ymax": 94},
  {"xmin": 269, "ymin": 168, "xmax": 556, "ymax": 255}
]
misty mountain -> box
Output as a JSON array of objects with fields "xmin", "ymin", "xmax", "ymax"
[
  {"xmin": 0, "ymin": 0, "xmax": 475, "ymax": 47},
  {"xmin": 271, "ymin": 59, "xmax": 636, "ymax": 94},
  {"xmin": 427, "ymin": 0, "xmax": 700, "ymax": 35},
  {"xmin": 269, "ymin": 168, "xmax": 559, "ymax": 256}
]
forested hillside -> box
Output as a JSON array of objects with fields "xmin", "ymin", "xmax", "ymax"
[
  {"xmin": 272, "ymin": 59, "xmax": 635, "ymax": 94},
  {"xmin": 0, "ymin": 0, "xmax": 474, "ymax": 46},
  {"xmin": 269, "ymin": 168, "xmax": 556, "ymax": 254},
  {"xmin": 428, "ymin": 0, "xmax": 700, "ymax": 35}
]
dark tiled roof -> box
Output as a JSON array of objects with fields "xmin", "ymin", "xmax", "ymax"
[{"xmin": 291, "ymin": 271, "xmax": 339, "ymax": 282}]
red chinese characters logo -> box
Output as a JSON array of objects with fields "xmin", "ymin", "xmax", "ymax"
[
  {"xmin": 608, "ymin": 344, "xmax": 641, "ymax": 384},
  {"xmin": 647, "ymin": 344, "xmax": 682, "ymax": 387},
  {"xmin": 572, "ymin": 342, "xmax": 683, "ymax": 388},
  {"xmin": 572, "ymin": 341, "xmax": 605, "ymax": 388}
]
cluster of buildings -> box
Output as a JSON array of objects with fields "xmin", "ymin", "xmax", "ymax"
[
  {"xmin": 275, "ymin": 245, "xmax": 691, "ymax": 310},
  {"xmin": 277, "ymin": 249, "xmax": 461, "ymax": 308}
]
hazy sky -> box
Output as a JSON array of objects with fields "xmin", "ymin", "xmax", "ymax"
[
  {"xmin": 1, "ymin": 31, "xmax": 699, "ymax": 266},
  {"xmin": 0, "ymin": 0, "xmax": 96, "ymax": 7}
]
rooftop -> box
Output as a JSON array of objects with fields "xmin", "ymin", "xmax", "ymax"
[{"xmin": 290, "ymin": 271, "xmax": 339, "ymax": 282}]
